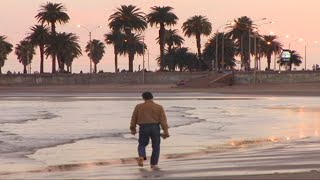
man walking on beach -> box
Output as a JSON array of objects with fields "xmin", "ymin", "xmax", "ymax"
[{"xmin": 130, "ymin": 92, "xmax": 170, "ymax": 169}]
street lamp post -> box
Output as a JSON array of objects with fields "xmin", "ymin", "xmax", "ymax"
[
  {"xmin": 234, "ymin": 18, "xmax": 267, "ymax": 71},
  {"xmin": 26, "ymin": 49, "xmax": 30, "ymax": 74},
  {"xmin": 215, "ymin": 22, "xmax": 232, "ymax": 72},
  {"xmin": 249, "ymin": 20, "xmax": 274, "ymax": 83},
  {"xmin": 288, "ymin": 38, "xmax": 304, "ymax": 70},
  {"xmin": 215, "ymin": 34, "xmax": 218, "ymax": 72},
  {"xmin": 140, "ymin": 28, "xmax": 160, "ymax": 83},
  {"xmin": 305, "ymin": 45, "xmax": 307, "ymax": 70},
  {"xmin": 289, "ymin": 38, "xmax": 303, "ymax": 49},
  {"xmin": 302, "ymin": 41, "xmax": 318, "ymax": 71},
  {"xmin": 77, "ymin": 25, "xmax": 102, "ymax": 73},
  {"xmin": 221, "ymin": 32, "xmax": 225, "ymax": 70},
  {"xmin": 89, "ymin": 31, "xmax": 92, "ymax": 73},
  {"xmin": 142, "ymin": 35, "xmax": 145, "ymax": 84},
  {"xmin": 250, "ymin": 18, "xmax": 268, "ymax": 69},
  {"xmin": 253, "ymin": 22, "xmax": 275, "ymax": 70},
  {"xmin": 148, "ymin": 49, "xmax": 150, "ymax": 71}
]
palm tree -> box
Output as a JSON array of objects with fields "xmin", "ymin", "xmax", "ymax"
[
  {"xmin": 260, "ymin": 35, "xmax": 283, "ymax": 70},
  {"xmin": 161, "ymin": 29, "xmax": 184, "ymax": 54},
  {"xmin": 118, "ymin": 33, "xmax": 146, "ymax": 70},
  {"xmin": 105, "ymin": 29, "xmax": 126, "ymax": 73},
  {"xmin": 182, "ymin": 15, "xmax": 212, "ymax": 70},
  {"xmin": 147, "ymin": 6, "xmax": 178, "ymax": 71},
  {"xmin": 158, "ymin": 47, "xmax": 198, "ymax": 72},
  {"xmin": 203, "ymin": 32, "xmax": 237, "ymax": 70},
  {"xmin": 0, "ymin": 36, "xmax": 13, "ymax": 74},
  {"xmin": 278, "ymin": 50, "xmax": 302, "ymax": 71},
  {"xmin": 85, "ymin": 39, "xmax": 105, "ymax": 73},
  {"xmin": 35, "ymin": 2, "xmax": 70, "ymax": 73},
  {"xmin": 226, "ymin": 16, "xmax": 255, "ymax": 71},
  {"xmin": 157, "ymin": 29, "xmax": 184, "ymax": 71},
  {"xmin": 64, "ymin": 48, "xmax": 82, "ymax": 73},
  {"xmin": 26, "ymin": 25, "xmax": 50, "ymax": 74},
  {"xmin": 15, "ymin": 40, "xmax": 36, "ymax": 74},
  {"xmin": 109, "ymin": 5, "xmax": 147, "ymax": 72},
  {"xmin": 45, "ymin": 32, "xmax": 82, "ymax": 73}
]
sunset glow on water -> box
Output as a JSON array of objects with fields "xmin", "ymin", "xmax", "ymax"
[{"xmin": 0, "ymin": 94, "xmax": 320, "ymax": 178}]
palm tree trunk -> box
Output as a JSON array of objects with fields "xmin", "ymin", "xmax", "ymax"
[
  {"xmin": 267, "ymin": 54, "xmax": 272, "ymax": 70},
  {"xmin": 94, "ymin": 63, "xmax": 97, "ymax": 73},
  {"xmin": 196, "ymin": 33, "xmax": 202, "ymax": 70},
  {"xmin": 51, "ymin": 22, "xmax": 56, "ymax": 73},
  {"xmin": 244, "ymin": 34, "xmax": 251, "ymax": 71},
  {"xmin": 289, "ymin": 63, "xmax": 292, "ymax": 71},
  {"xmin": 60, "ymin": 63, "xmax": 65, "ymax": 72},
  {"xmin": 114, "ymin": 47, "xmax": 118, "ymax": 73},
  {"xmin": 57, "ymin": 56, "xmax": 61, "ymax": 72},
  {"xmin": 124, "ymin": 30, "xmax": 134, "ymax": 72},
  {"xmin": 23, "ymin": 65, "xmax": 27, "ymax": 74},
  {"xmin": 129, "ymin": 52, "xmax": 134, "ymax": 72},
  {"xmin": 240, "ymin": 35, "xmax": 245, "ymax": 70},
  {"xmin": 159, "ymin": 24, "xmax": 165, "ymax": 71},
  {"xmin": 168, "ymin": 45, "xmax": 173, "ymax": 71},
  {"xmin": 0, "ymin": 66, "xmax": 2, "ymax": 74},
  {"xmin": 70, "ymin": 64, "xmax": 72, "ymax": 73},
  {"xmin": 40, "ymin": 45, "xmax": 44, "ymax": 74}
]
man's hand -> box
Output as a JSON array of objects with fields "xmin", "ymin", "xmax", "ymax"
[
  {"xmin": 130, "ymin": 125, "xmax": 137, "ymax": 135},
  {"xmin": 131, "ymin": 129, "xmax": 137, "ymax": 135},
  {"xmin": 161, "ymin": 132, "xmax": 170, "ymax": 139}
]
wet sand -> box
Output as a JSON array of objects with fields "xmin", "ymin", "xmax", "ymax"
[
  {"xmin": 1, "ymin": 82, "xmax": 320, "ymax": 179},
  {"xmin": 3, "ymin": 146, "xmax": 320, "ymax": 179}
]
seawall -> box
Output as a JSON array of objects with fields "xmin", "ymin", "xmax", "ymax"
[
  {"xmin": 0, "ymin": 72, "xmax": 207, "ymax": 85},
  {"xmin": 1, "ymin": 71, "xmax": 320, "ymax": 86},
  {"xmin": 234, "ymin": 71, "xmax": 320, "ymax": 84}
]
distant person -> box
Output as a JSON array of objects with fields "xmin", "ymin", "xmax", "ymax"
[
  {"xmin": 130, "ymin": 92, "xmax": 169, "ymax": 169},
  {"xmin": 138, "ymin": 64, "xmax": 141, "ymax": 71},
  {"xmin": 176, "ymin": 80, "xmax": 186, "ymax": 86},
  {"xmin": 80, "ymin": 70, "xmax": 83, "ymax": 74}
]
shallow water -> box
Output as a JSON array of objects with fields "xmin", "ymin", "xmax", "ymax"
[{"xmin": 0, "ymin": 93, "xmax": 319, "ymax": 179}]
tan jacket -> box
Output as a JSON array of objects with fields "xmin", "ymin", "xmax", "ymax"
[{"xmin": 130, "ymin": 100, "xmax": 169, "ymax": 133}]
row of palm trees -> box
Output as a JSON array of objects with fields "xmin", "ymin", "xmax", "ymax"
[{"xmin": 0, "ymin": 2, "xmax": 303, "ymax": 74}]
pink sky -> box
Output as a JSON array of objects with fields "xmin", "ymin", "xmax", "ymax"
[{"xmin": 1, "ymin": 0, "xmax": 320, "ymax": 73}]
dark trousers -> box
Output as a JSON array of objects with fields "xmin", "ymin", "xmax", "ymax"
[{"xmin": 138, "ymin": 123, "xmax": 161, "ymax": 165}]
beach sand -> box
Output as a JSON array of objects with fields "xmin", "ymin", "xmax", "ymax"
[
  {"xmin": 1, "ymin": 82, "xmax": 320, "ymax": 96},
  {"xmin": 3, "ymin": 146, "xmax": 320, "ymax": 179},
  {"xmin": 1, "ymin": 82, "xmax": 320, "ymax": 179}
]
